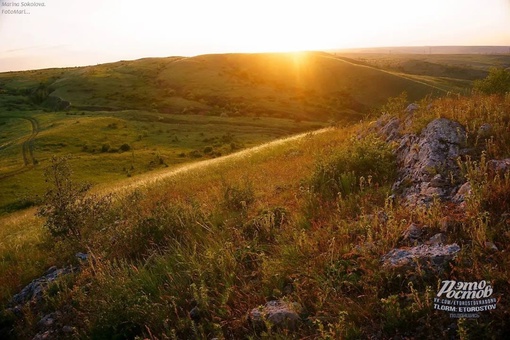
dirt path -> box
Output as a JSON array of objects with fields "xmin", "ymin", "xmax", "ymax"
[
  {"xmin": 97, "ymin": 127, "xmax": 331, "ymax": 197},
  {"xmin": 330, "ymin": 55, "xmax": 449, "ymax": 94},
  {"xmin": 0, "ymin": 116, "xmax": 40, "ymax": 180}
]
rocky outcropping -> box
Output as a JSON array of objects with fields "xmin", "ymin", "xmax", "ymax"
[
  {"xmin": 248, "ymin": 300, "xmax": 301, "ymax": 331},
  {"xmin": 392, "ymin": 118, "xmax": 468, "ymax": 207},
  {"xmin": 11, "ymin": 266, "xmax": 77, "ymax": 307},
  {"xmin": 2, "ymin": 254, "xmax": 88, "ymax": 338},
  {"xmin": 376, "ymin": 112, "xmax": 507, "ymax": 272},
  {"xmin": 382, "ymin": 243, "xmax": 460, "ymax": 270},
  {"xmin": 373, "ymin": 115, "xmax": 470, "ymax": 270}
]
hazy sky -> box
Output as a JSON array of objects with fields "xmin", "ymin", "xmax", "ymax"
[{"xmin": 0, "ymin": 0, "xmax": 509, "ymax": 72}]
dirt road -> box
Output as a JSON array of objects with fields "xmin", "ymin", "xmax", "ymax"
[{"xmin": 0, "ymin": 116, "xmax": 40, "ymax": 180}]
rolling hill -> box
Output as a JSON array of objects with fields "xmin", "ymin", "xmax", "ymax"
[
  {"xmin": 0, "ymin": 51, "xmax": 460, "ymax": 214},
  {"xmin": 335, "ymin": 52, "xmax": 510, "ymax": 94},
  {"xmin": 1, "ymin": 52, "xmax": 446, "ymax": 121}
]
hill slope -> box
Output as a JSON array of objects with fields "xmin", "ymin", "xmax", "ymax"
[
  {"xmin": 1, "ymin": 52, "xmax": 445, "ymax": 120},
  {"xmin": 0, "ymin": 52, "xmax": 456, "ymax": 214}
]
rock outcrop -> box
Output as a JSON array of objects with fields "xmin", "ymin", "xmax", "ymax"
[
  {"xmin": 2, "ymin": 254, "xmax": 88, "ymax": 338},
  {"xmin": 382, "ymin": 243, "xmax": 460, "ymax": 270},
  {"xmin": 392, "ymin": 118, "xmax": 468, "ymax": 207},
  {"xmin": 11, "ymin": 266, "xmax": 77, "ymax": 306},
  {"xmin": 373, "ymin": 115, "xmax": 470, "ymax": 270},
  {"xmin": 377, "ymin": 112, "xmax": 507, "ymax": 273},
  {"xmin": 248, "ymin": 300, "xmax": 301, "ymax": 331}
]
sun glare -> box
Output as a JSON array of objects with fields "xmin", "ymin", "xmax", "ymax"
[{"xmin": 1, "ymin": 0, "xmax": 509, "ymax": 71}]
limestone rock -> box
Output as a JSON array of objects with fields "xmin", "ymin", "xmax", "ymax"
[
  {"xmin": 485, "ymin": 241, "xmax": 499, "ymax": 252},
  {"xmin": 379, "ymin": 116, "xmax": 402, "ymax": 142},
  {"xmin": 478, "ymin": 123, "xmax": 494, "ymax": 139},
  {"xmin": 248, "ymin": 300, "xmax": 301, "ymax": 331},
  {"xmin": 32, "ymin": 330, "xmax": 54, "ymax": 340},
  {"xmin": 405, "ymin": 103, "xmax": 420, "ymax": 113},
  {"xmin": 75, "ymin": 252, "xmax": 89, "ymax": 261},
  {"xmin": 38, "ymin": 312, "xmax": 61, "ymax": 329},
  {"xmin": 392, "ymin": 118, "xmax": 467, "ymax": 206},
  {"xmin": 453, "ymin": 182, "xmax": 472, "ymax": 203},
  {"xmin": 382, "ymin": 243, "xmax": 460, "ymax": 270},
  {"xmin": 62, "ymin": 326, "xmax": 75, "ymax": 334},
  {"xmin": 11, "ymin": 266, "xmax": 76, "ymax": 306}
]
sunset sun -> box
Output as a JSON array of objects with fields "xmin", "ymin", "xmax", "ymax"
[{"xmin": 0, "ymin": 0, "xmax": 509, "ymax": 70}]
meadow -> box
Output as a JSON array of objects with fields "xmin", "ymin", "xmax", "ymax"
[{"xmin": 0, "ymin": 108, "xmax": 323, "ymax": 214}]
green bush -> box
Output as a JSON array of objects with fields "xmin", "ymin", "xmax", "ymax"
[
  {"xmin": 310, "ymin": 134, "xmax": 396, "ymax": 199},
  {"xmin": 120, "ymin": 143, "xmax": 131, "ymax": 152},
  {"xmin": 37, "ymin": 156, "xmax": 112, "ymax": 241},
  {"xmin": 189, "ymin": 150, "xmax": 202, "ymax": 158},
  {"xmin": 474, "ymin": 67, "xmax": 510, "ymax": 95}
]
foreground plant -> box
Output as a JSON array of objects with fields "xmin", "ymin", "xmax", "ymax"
[{"xmin": 37, "ymin": 156, "xmax": 112, "ymax": 242}]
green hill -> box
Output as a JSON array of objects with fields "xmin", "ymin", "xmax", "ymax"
[
  {"xmin": 337, "ymin": 53, "xmax": 510, "ymax": 94},
  {"xmin": 1, "ymin": 52, "xmax": 445, "ymax": 120},
  {"xmin": 0, "ymin": 52, "xmax": 456, "ymax": 214}
]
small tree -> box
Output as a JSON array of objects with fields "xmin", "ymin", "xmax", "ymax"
[
  {"xmin": 37, "ymin": 156, "xmax": 111, "ymax": 241},
  {"xmin": 474, "ymin": 67, "xmax": 510, "ymax": 95}
]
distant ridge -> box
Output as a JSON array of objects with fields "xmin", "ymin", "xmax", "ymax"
[{"xmin": 331, "ymin": 46, "xmax": 510, "ymax": 55}]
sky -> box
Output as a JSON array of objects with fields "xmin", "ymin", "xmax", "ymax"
[{"xmin": 0, "ymin": 0, "xmax": 509, "ymax": 72}]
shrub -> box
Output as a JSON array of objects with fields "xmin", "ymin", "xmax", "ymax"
[
  {"xmin": 101, "ymin": 194, "xmax": 210, "ymax": 260},
  {"xmin": 120, "ymin": 143, "xmax": 131, "ymax": 152},
  {"xmin": 37, "ymin": 156, "xmax": 112, "ymax": 241},
  {"xmin": 310, "ymin": 134, "xmax": 396, "ymax": 199},
  {"xmin": 474, "ymin": 68, "xmax": 510, "ymax": 95},
  {"xmin": 101, "ymin": 143, "xmax": 110, "ymax": 153}
]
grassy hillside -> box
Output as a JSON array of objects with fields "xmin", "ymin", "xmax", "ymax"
[
  {"xmin": 0, "ymin": 52, "xmax": 445, "ymax": 118},
  {"xmin": 338, "ymin": 53, "xmax": 510, "ymax": 93},
  {"xmin": 0, "ymin": 92, "xmax": 509, "ymax": 338},
  {"xmin": 0, "ymin": 108, "xmax": 324, "ymax": 214},
  {"xmin": 0, "ymin": 51, "xmax": 456, "ymax": 215}
]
